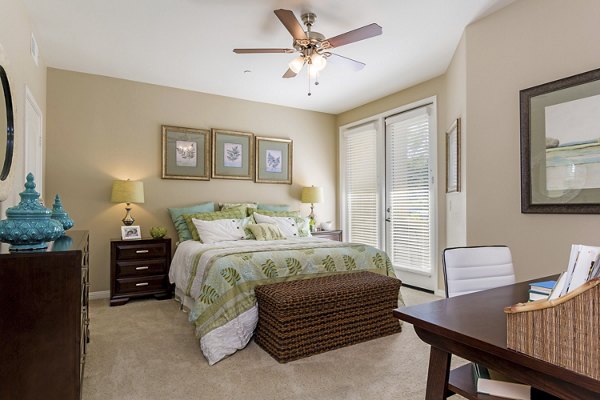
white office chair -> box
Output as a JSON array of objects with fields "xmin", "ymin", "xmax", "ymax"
[{"xmin": 442, "ymin": 245, "xmax": 516, "ymax": 298}]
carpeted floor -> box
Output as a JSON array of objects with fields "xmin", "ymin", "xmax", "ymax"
[{"xmin": 83, "ymin": 287, "xmax": 466, "ymax": 400}]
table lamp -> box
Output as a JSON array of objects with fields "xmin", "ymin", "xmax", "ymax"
[
  {"xmin": 301, "ymin": 186, "xmax": 323, "ymax": 230},
  {"xmin": 111, "ymin": 179, "xmax": 144, "ymax": 226}
]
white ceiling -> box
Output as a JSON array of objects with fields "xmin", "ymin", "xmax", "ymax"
[{"xmin": 23, "ymin": 0, "xmax": 515, "ymax": 114}]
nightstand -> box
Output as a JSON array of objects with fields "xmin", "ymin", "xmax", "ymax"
[
  {"xmin": 311, "ymin": 229, "xmax": 343, "ymax": 241},
  {"xmin": 110, "ymin": 237, "xmax": 172, "ymax": 306}
]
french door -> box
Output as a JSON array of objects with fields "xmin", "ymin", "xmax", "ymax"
[
  {"xmin": 385, "ymin": 104, "xmax": 436, "ymax": 290},
  {"xmin": 341, "ymin": 99, "xmax": 436, "ymax": 290}
]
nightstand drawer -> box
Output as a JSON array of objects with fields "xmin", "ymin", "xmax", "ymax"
[
  {"xmin": 312, "ymin": 230, "xmax": 343, "ymax": 241},
  {"xmin": 115, "ymin": 242, "xmax": 167, "ymax": 260},
  {"xmin": 115, "ymin": 275, "xmax": 168, "ymax": 294},
  {"xmin": 116, "ymin": 259, "xmax": 167, "ymax": 278}
]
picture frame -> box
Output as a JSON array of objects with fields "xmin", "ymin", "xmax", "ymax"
[
  {"xmin": 255, "ymin": 136, "xmax": 292, "ymax": 184},
  {"xmin": 520, "ymin": 67, "xmax": 600, "ymax": 214},
  {"xmin": 121, "ymin": 225, "xmax": 141, "ymax": 240},
  {"xmin": 162, "ymin": 125, "xmax": 210, "ymax": 180},
  {"xmin": 446, "ymin": 118, "xmax": 461, "ymax": 193},
  {"xmin": 211, "ymin": 129, "xmax": 254, "ymax": 180}
]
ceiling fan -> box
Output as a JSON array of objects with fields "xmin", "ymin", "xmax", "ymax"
[{"xmin": 233, "ymin": 9, "xmax": 382, "ymax": 95}]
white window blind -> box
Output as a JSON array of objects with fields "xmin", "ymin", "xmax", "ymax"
[
  {"xmin": 342, "ymin": 122, "xmax": 378, "ymax": 248},
  {"xmin": 385, "ymin": 106, "xmax": 433, "ymax": 274}
]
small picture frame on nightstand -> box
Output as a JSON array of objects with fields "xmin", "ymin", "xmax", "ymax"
[{"xmin": 121, "ymin": 225, "xmax": 141, "ymax": 240}]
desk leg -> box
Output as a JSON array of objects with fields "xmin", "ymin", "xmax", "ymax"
[{"xmin": 425, "ymin": 346, "xmax": 451, "ymax": 400}]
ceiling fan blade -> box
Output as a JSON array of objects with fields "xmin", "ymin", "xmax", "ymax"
[
  {"xmin": 274, "ymin": 9, "xmax": 307, "ymax": 41},
  {"xmin": 326, "ymin": 53, "xmax": 366, "ymax": 71},
  {"xmin": 282, "ymin": 68, "xmax": 297, "ymax": 78},
  {"xmin": 233, "ymin": 48, "xmax": 295, "ymax": 54},
  {"xmin": 325, "ymin": 23, "xmax": 382, "ymax": 48}
]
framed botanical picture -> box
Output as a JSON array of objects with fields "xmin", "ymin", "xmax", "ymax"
[
  {"xmin": 255, "ymin": 136, "xmax": 293, "ymax": 184},
  {"xmin": 162, "ymin": 125, "xmax": 210, "ymax": 180},
  {"xmin": 211, "ymin": 129, "xmax": 254, "ymax": 180},
  {"xmin": 446, "ymin": 118, "xmax": 461, "ymax": 193},
  {"xmin": 121, "ymin": 225, "xmax": 141, "ymax": 240}
]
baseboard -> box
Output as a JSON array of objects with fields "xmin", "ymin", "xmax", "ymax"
[
  {"xmin": 89, "ymin": 290, "xmax": 110, "ymax": 300},
  {"xmin": 434, "ymin": 289, "xmax": 446, "ymax": 298}
]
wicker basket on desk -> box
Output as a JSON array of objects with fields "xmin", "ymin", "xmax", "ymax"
[{"xmin": 504, "ymin": 278, "xmax": 600, "ymax": 380}]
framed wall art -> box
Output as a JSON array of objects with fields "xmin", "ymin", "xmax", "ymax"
[
  {"xmin": 255, "ymin": 136, "xmax": 293, "ymax": 184},
  {"xmin": 446, "ymin": 118, "xmax": 461, "ymax": 193},
  {"xmin": 162, "ymin": 125, "xmax": 210, "ymax": 180},
  {"xmin": 211, "ymin": 129, "xmax": 254, "ymax": 180},
  {"xmin": 520, "ymin": 67, "xmax": 600, "ymax": 213}
]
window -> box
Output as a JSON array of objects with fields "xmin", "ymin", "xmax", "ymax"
[{"xmin": 340, "ymin": 122, "xmax": 379, "ymax": 248}]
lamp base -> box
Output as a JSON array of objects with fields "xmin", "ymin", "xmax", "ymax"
[
  {"xmin": 309, "ymin": 204, "xmax": 316, "ymax": 232},
  {"xmin": 122, "ymin": 205, "xmax": 135, "ymax": 226}
]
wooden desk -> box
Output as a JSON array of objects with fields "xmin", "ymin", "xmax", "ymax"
[{"xmin": 393, "ymin": 279, "xmax": 600, "ymax": 400}]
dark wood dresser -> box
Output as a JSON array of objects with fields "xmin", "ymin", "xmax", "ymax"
[
  {"xmin": 110, "ymin": 237, "xmax": 172, "ymax": 306},
  {"xmin": 0, "ymin": 230, "xmax": 89, "ymax": 400}
]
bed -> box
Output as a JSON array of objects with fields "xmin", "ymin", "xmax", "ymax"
[{"xmin": 169, "ymin": 236, "xmax": 401, "ymax": 365}]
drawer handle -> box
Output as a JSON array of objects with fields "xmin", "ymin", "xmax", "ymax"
[
  {"xmin": 135, "ymin": 266, "xmax": 149, "ymax": 270},
  {"xmin": 136, "ymin": 249, "xmax": 149, "ymax": 254},
  {"xmin": 136, "ymin": 282, "xmax": 149, "ymax": 287}
]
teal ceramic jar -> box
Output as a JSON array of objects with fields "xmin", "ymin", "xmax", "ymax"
[
  {"xmin": 0, "ymin": 173, "xmax": 64, "ymax": 250},
  {"xmin": 51, "ymin": 194, "xmax": 74, "ymax": 232}
]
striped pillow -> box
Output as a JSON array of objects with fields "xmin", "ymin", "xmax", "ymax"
[{"xmin": 246, "ymin": 223, "xmax": 285, "ymax": 241}]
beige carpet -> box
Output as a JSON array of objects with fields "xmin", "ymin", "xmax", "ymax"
[{"xmin": 83, "ymin": 288, "xmax": 466, "ymax": 400}]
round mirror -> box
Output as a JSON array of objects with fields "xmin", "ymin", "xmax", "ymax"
[{"xmin": 0, "ymin": 65, "xmax": 14, "ymax": 181}]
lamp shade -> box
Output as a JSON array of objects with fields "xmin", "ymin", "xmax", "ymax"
[
  {"xmin": 301, "ymin": 186, "xmax": 323, "ymax": 204},
  {"xmin": 111, "ymin": 180, "xmax": 144, "ymax": 204}
]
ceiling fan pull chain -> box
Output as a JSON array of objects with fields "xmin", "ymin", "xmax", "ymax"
[{"xmin": 315, "ymin": 70, "xmax": 320, "ymax": 86}]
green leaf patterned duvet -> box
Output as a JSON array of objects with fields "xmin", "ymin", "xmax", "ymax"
[{"xmin": 169, "ymin": 237, "xmax": 401, "ymax": 365}]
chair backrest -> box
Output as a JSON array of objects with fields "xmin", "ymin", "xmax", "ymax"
[{"xmin": 442, "ymin": 245, "xmax": 516, "ymax": 298}]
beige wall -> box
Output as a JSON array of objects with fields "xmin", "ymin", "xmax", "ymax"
[
  {"xmin": 46, "ymin": 69, "xmax": 336, "ymax": 292},
  {"xmin": 0, "ymin": 0, "xmax": 46, "ymax": 211},
  {"xmin": 464, "ymin": 0, "xmax": 600, "ymax": 281},
  {"xmin": 444, "ymin": 34, "xmax": 467, "ymax": 249}
]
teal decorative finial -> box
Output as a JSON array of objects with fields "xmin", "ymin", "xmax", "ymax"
[
  {"xmin": 0, "ymin": 173, "xmax": 64, "ymax": 250},
  {"xmin": 51, "ymin": 194, "xmax": 74, "ymax": 231}
]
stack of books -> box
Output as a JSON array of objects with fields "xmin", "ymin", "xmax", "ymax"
[
  {"xmin": 473, "ymin": 363, "xmax": 530, "ymax": 399},
  {"xmin": 528, "ymin": 280, "xmax": 555, "ymax": 301},
  {"xmin": 473, "ymin": 364, "xmax": 560, "ymax": 399}
]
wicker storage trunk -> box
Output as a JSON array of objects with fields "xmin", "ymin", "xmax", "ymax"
[{"xmin": 254, "ymin": 271, "xmax": 402, "ymax": 363}]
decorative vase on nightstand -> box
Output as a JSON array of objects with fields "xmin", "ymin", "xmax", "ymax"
[
  {"xmin": 51, "ymin": 194, "xmax": 74, "ymax": 232},
  {"xmin": 0, "ymin": 173, "xmax": 64, "ymax": 250}
]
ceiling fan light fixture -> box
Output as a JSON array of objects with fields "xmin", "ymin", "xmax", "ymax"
[
  {"xmin": 289, "ymin": 56, "xmax": 305, "ymax": 73},
  {"xmin": 310, "ymin": 53, "xmax": 327, "ymax": 72}
]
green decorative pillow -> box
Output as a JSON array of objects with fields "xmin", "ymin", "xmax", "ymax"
[
  {"xmin": 183, "ymin": 209, "xmax": 246, "ymax": 241},
  {"xmin": 246, "ymin": 223, "xmax": 285, "ymax": 241},
  {"xmin": 257, "ymin": 204, "xmax": 290, "ymax": 212},
  {"xmin": 168, "ymin": 202, "xmax": 215, "ymax": 242},
  {"xmin": 249, "ymin": 209, "xmax": 300, "ymax": 217},
  {"xmin": 296, "ymin": 217, "xmax": 312, "ymax": 237},
  {"xmin": 220, "ymin": 203, "xmax": 258, "ymax": 217}
]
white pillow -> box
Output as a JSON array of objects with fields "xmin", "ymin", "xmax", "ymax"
[
  {"xmin": 192, "ymin": 217, "xmax": 249, "ymax": 244},
  {"xmin": 253, "ymin": 213, "xmax": 300, "ymax": 238}
]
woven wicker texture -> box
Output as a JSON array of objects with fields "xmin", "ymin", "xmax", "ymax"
[
  {"xmin": 254, "ymin": 271, "xmax": 402, "ymax": 363},
  {"xmin": 506, "ymin": 279, "xmax": 600, "ymax": 380}
]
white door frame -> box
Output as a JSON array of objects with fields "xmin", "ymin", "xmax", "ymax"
[
  {"xmin": 339, "ymin": 96, "xmax": 438, "ymax": 291},
  {"xmin": 24, "ymin": 85, "xmax": 43, "ymax": 198}
]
